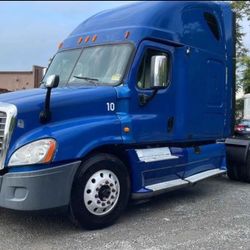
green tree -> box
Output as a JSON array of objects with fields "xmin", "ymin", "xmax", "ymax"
[
  {"xmin": 231, "ymin": 1, "xmax": 250, "ymax": 92},
  {"xmin": 231, "ymin": 1, "xmax": 250, "ymax": 57},
  {"xmin": 242, "ymin": 56, "xmax": 250, "ymax": 93},
  {"xmin": 235, "ymin": 97, "xmax": 244, "ymax": 120}
]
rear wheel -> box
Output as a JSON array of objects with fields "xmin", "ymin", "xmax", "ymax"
[
  {"xmin": 227, "ymin": 160, "xmax": 240, "ymax": 181},
  {"xmin": 69, "ymin": 153, "xmax": 130, "ymax": 229},
  {"xmin": 226, "ymin": 139, "xmax": 250, "ymax": 182},
  {"xmin": 241, "ymin": 152, "xmax": 250, "ymax": 182}
]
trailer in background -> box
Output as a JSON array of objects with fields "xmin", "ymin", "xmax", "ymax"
[{"xmin": 244, "ymin": 94, "xmax": 250, "ymax": 120}]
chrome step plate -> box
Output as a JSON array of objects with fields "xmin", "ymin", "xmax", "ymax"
[
  {"xmin": 146, "ymin": 179, "xmax": 188, "ymax": 192},
  {"xmin": 184, "ymin": 169, "xmax": 226, "ymax": 184},
  {"xmin": 145, "ymin": 168, "xmax": 226, "ymax": 192}
]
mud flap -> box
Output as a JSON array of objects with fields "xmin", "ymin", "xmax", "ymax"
[{"xmin": 225, "ymin": 138, "xmax": 250, "ymax": 182}]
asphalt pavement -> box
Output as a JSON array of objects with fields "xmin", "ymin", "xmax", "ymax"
[{"xmin": 0, "ymin": 175, "xmax": 250, "ymax": 250}]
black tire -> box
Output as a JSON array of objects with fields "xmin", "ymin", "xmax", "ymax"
[
  {"xmin": 69, "ymin": 153, "xmax": 130, "ymax": 230},
  {"xmin": 227, "ymin": 161, "xmax": 240, "ymax": 181},
  {"xmin": 226, "ymin": 145, "xmax": 242, "ymax": 181},
  {"xmin": 227, "ymin": 150, "xmax": 250, "ymax": 182},
  {"xmin": 241, "ymin": 151, "xmax": 250, "ymax": 182}
]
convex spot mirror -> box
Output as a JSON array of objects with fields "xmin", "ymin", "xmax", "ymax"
[
  {"xmin": 45, "ymin": 75, "xmax": 59, "ymax": 89},
  {"xmin": 150, "ymin": 55, "xmax": 168, "ymax": 88}
]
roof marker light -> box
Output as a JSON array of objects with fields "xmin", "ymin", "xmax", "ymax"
[
  {"xmin": 125, "ymin": 31, "xmax": 130, "ymax": 39},
  {"xmin": 78, "ymin": 37, "xmax": 83, "ymax": 44},
  {"xmin": 92, "ymin": 35, "xmax": 97, "ymax": 42},
  {"xmin": 58, "ymin": 42, "xmax": 63, "ymax": 49},
  {"xmin": 85, "ymin": 36, "xmax": 90, "ymax": 43},
  {"xmin": 84, "ymin": 36, "xmax": 90, "ymax": 43}
]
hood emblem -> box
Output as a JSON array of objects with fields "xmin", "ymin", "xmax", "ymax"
[{"xmin": 17, "ymin": 119, "xmax": 25, "ymax": 129}]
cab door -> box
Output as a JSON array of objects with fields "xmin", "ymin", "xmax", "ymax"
[{"xmin": 128, "ymin": 41, "xmax": 176, "ymax": 144}]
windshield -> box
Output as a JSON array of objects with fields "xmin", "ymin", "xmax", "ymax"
[
  {"xmin": 42, "ymin": 44, "xmax": 133, "ymax": 87},
  {"xmin": 43, "ymin": 49, "xmax": 81, "ymax": 86}
]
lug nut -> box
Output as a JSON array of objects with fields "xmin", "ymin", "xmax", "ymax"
[
  {"xmin": 112, "ymin": 189, "xmax": 115, "ymax": 192},
  {"xmin": 97, "ymin": 200, "xmax": 101, "ymax": 204},
  {"xmin": 105, "ymin": 181, "xmax": 109, "ymax": 185},
  {"xmin": 110, "ymin": 183, "xmax": 114, "ymax": 187},
  {"xmin": 107, "ymin": 201, "xmax": 111, "ymax": 205},
  {"xmin": 102, "ymin": 203, "xmax": 105, "ymax": 207},
  {"xmin": 111, "ymin": 196, "xmax": 114, "ymax": 199}
]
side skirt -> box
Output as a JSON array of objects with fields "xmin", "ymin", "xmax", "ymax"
[{"xmin": 132, "ymin": 168, "xmax": 226, "ymax": 200}]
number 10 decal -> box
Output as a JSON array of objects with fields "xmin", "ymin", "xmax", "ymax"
[{"xmin": 106, "ymin": 102, "xmax": 115, "ymax": 111}]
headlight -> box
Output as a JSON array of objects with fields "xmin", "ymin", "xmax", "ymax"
[{"xmin": 8, "ymin": 139, "xmax": 56, "ymax": 167}]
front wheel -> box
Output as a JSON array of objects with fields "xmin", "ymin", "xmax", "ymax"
[{"xmin": 69, "ymin": 153, "xmax": 130, "ymax": 229}]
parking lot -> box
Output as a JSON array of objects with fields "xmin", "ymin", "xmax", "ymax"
[{"xmin": 0, "ymin": 175, "xmax": 250, "ymax": 250}]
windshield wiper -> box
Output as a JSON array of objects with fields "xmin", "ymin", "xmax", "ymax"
[{"xmin": 73, "ymin": 75, "xmax": 100, "ymax": 85}]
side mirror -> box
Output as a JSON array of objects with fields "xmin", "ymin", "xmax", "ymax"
[
  {"xmin": 150, "ymin": 55, "xmax": 168, "ymax": 88},
  {"xmin": 40, "ymin": 75, "xmax": 59, "ymax": 123},
  {"xmin": 45, "ymin": 75, "xmax": 59, "ymax": 89}
]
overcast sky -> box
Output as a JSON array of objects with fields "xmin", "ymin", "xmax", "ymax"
[
  {"xmin": 242, "ymin": 17, "xmax": 250, "ymax": 55},
  {"xmin": 0, "ymin": 1, "xmax": 249, "ymax": 71}
]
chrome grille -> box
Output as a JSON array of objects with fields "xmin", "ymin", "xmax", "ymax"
[
  {"xmin": 0, "ymin": 103, "xmax": 17, "ymax": 170},
  {"xmin": 0, "ymin": 111, "xmax": 7, "ymax": 153}
]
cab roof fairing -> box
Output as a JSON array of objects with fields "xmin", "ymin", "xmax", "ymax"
[{"xmin": 58, "ymin": 1, "xmax": 230, "ymax": 55}]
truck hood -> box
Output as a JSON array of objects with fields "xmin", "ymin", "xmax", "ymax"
[
  {"xmin": 0, "ymin": 86, "xmax": 117, "ymax": 112},
  {"xmin": 0, "ymin": 86, "xmax": 118, "ymax": 148}
]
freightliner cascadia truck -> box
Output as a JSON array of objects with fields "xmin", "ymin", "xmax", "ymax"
[{"xmin": 0, "ymin": 1, "xmax": 246, "ymax": 229}]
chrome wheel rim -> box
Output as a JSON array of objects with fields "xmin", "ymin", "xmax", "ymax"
[{"xmin": 84, "ymin": 169, "xmax": 120, "ymax": 216}]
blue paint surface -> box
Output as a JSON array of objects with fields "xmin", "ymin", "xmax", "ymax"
[
  {"xmin": 127, "ymin": 143, "xmax": 226, "ymax": 193},
  {"xmin": 0, "ymin": 0, "xmax": 232, "ymax": 194}
]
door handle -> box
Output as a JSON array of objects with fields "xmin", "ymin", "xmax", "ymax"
[{"xmin": 167, "ymin": 117, "xmax": 174, "ymax": 133}]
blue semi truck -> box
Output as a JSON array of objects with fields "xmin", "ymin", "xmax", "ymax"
[{"xmin": 0, "ymin": 1, "xmax": 246, "ymax": 229}]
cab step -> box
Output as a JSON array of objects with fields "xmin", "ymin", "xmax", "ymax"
[
  {"xmin": 185, "ymin": 168, "xmax": 226, "ymax": 184},
  {"xmin": 132, "ymin": 168, "xmax": 226, "ymax": 199},
  {"xmin": 146, "ymin": 178, "xmax": 188, "ymax": 192}
]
